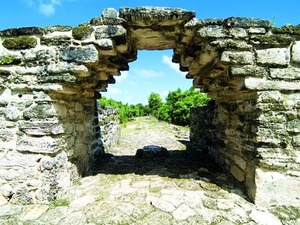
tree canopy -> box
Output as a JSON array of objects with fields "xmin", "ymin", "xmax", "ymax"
[{"xmin": 99, "ymin": 87, "xmax": 210, "ymax": 126}]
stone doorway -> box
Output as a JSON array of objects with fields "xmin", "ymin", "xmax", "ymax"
[{"xmin": 0, "ymin": 7, "xmax": 299, "ymax": 208}]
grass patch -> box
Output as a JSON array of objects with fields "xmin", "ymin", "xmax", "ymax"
[{"xmin": 49, "ymin": 198, "xmax": 70, "ymax": 209}]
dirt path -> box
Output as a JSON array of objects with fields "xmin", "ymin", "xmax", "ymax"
[{"xmin": 0, "ymin": 117, "xmax": 285, "ymax": 225}]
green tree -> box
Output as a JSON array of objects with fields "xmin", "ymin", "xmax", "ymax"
[
  {"xmin": 146, "ymin": 88, "xmax": 210, "ymax": 126},
  {"xmin": 148, "ymin": 92, "xmax": 163, "ymax": 118},
  {"xmin": 98, "ymin": 97, "xmax": 147, "ymax": 124}
]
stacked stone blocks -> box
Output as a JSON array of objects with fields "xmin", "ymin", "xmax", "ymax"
[{"xmin": 0, "ymin": 7, "xmax": 299, "ymax": 208}]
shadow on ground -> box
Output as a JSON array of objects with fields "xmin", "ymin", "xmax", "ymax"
[{"xmin": 89, "ymin": 140, "xmax": 249, "ymax": 201}]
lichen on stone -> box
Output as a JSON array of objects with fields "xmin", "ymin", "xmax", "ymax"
[
  {"xmin": 41, "ymin": 36, "xmax": 71, "ymax": 47},
  {"xmin": 2, "ymin": 36, "xmax": 37, "ymax": 50},
  {"xmin": 0, "ymin": 27, "xmax": 43, "ymax": 36},
  {"xmin": 251, "ymin": 34, "xmax": 294, "ymax": 46},
  {"xmin": 72, "ymin": 23, "xmax": 94, "ymax": 40},
  {"xmin": 43, "ymin": 25, "xmax": 73, "ymax": 34}
]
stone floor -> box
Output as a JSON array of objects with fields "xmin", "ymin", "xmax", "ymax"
[{"xmin": 0, "ymin": 117, "xmax": 296, "ymax": 225}]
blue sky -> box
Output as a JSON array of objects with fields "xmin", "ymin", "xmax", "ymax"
[{"xmin": 1, "ymin": 0, "xmax": 299, "ymax": 104}]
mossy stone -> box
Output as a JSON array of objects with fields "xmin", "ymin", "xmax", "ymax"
[
  {"xmin": 251, "ymin": 34, "xmax": 294, "ymax": 46},
  {"xmin": 2, "ymin": 36, "xmax": 37, "ymax": 50},
  {"xmin": 0, "ymin": 27, "xmax": 43, "ymax": 36},
  {"xmin": 0, "ymin": 69, "xmax": 11, "ymax": 75},
  {"xmin": 0, "ymin": 55, "xmax": 21, "ymax": 65},
  {"xmin": 41, "ymin": 36, "xmax": 71, "ymax": 46},
  {"xmin": 72, "ymin": 24, "xmax": 94, "ymax": 40}
]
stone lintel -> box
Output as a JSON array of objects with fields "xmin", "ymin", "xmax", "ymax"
[{"xmin": 119, "ymin": 7, "xmax": 195, "ymax": 27}]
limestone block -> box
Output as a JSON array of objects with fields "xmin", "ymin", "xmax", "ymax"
[
  {"xmin": 19, "ymin": 121, "xmax": 64, "ymax": 136},
  {"xmin": 16, "ymin": 136, "xmax": 63, "ymax": 154},
  {"xmin": 95, "ymin": 39, "xmax": 117, "ymax": 56},
  {"xmin": 270, "ymin": 66, "xmax": 300, "ymax": 80},
  {"xmin": 230, "ymin": 164, "xmax": 245, "ymax": 182},
  {"xmin": 221, "ymin": 51, "xmax": 254, "ymax": 65},
  {"xmin": 287, "ymin": 119, "xmax": 300, "ymax": 133},
  {"xmin": 292, "ymin": 135, "xmax": 300, "ymax": 147},
  {"xmin": 248, "ymin": 27, "xmax": 266, "ymax": 34},
  {"xmin": 41, "ymin": 32, "xmax": 72, "ymax": 46},
  {"xmin": 211, "ymin": 39, "xmax": 252, "ymax": 50},
  {"xmin": 233, "ymin": 155, "xmax": 247, "ymax": 170},
  {"xmin": 4, "ymin": 106, "xmax": 23, "ymax": 121},
  {"xmin": 198, "ymin": 25, "xmax": 228, "ymax": 38},
  {"xmin": 23, "ymin": 103, "xmax": 57, "ymax": 120},
  {"xmin": 172, "ymin": 204, "xmax": 196, "ymax": 221},
  {"xmin": 43, "ymin": 25, "xmax": 72, "ymax": 34},
  {"xmin": 229, "ymin": 28, "xmax": 248, "ymax": 38},
  {"xmin": 231, "ymin": 65, "xmax": 268, "ymax": 77},
  {"xmin": 102, "ymin": 8, "xmax": 118, "ymax": 18},
  {"xmin": 245, "ymin": 77, "xmax": 300, "ymax": 90},
  {"xmin": 9, "ymin": 185, "xmax": 34, "ymax": 204},
  {"xmin": 249, "ymin": 209, "xmax": 282, "ymax": 225},
  {"xmin": 0, "ymin": 129, "xmax": 15, "ymax": 142},
  {"xmin": 0, "ymin": 27, "xmax": 43, "ymax": 36},
  {"xmin": 95, "ymin": 25, "xmax": 127, "ymax": 42},
  {"xmin": 15, "ymin": 66, "xmax": 44, "ymax": 75},
  {"xmin": 225, "ymin": 17, "xmax": 272, "ymax": 28},
  {"xmin": 59, "ymin": 45, "xmax": 98, "ymax": 64},
  {"xmin": 256, "ymin": 48, "xmax": 290, "ymax": 66},
  {"xmin": 22, "ymin": 47, "xmax": 57, "ymax": 63},
  {"xmin": 254, "ymin": 168, "xmax": 300, "ymax": 207},
  {"xmin": 291, "ymin": 41, "xmax": 300, "ymax": 63},
  {"xmin": 47, "ymin": 62, "xmax": 89, "ymax": 77},
  {"xmin": 119, "ymin": 7, "xmax": 195, "ymax": 26}
]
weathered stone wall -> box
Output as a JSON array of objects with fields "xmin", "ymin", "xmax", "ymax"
[
  {"xmin": 190, "ymin": 101, "xmax": 218, "ymax": 159},
  {"xmin": 0, "ymin": 7, "xmax": 299, "ymax": 207},
  {"xmin": 98, "ymin": 105, "xmax": 120, "ymax": 151},
  {"xmin": 186, "ymin": 19, "xmax": 300, "ymax": 207}
]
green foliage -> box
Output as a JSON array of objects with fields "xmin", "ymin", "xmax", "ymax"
[
  {"xmin": 72, "ymin": 23, "xmax": 94, "ymax": 40},
  {"xmin": 148, "ymin": 92, "xmax": 163, "ymax": 118},
  {"xmin": 99, "ymin": 87, "xmax": 210, "ymax": 126},
  {"xmin": 2, "ymin": 36, "xmax": 37, "ymax": 50},
  {"xmin": 148, "ymin": 88, "xmax": 210, "ymax": 126},
  {"xmin": 99, "ymin": 97, "xmax": 147, "ymax": 124}
]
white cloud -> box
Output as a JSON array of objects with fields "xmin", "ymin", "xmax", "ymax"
[
  {"xmin": 114, "ymin": 71, "xmax": 128, "ymax": 83},
  {"xmin": 162, "ymin": 55, "xmax": 186, "ymax": 76},
  {"xmin": 123, "ymin": 97, "xmax": 131, "ymax": 104},
  {"xmin": 133, "ymin": 69, "xmax": 164, "ymax": 78},
  {"xmin": 107, "ymin": 87, "xmax": 121, "ymax": 95},
  {"xmin": 39, "ymin": 4, "xmax": 56, "ymax": 16},
  {"xmin": 159, "ymin": 90, "xmax": 169, "ymax": 101},
  {"xmin": 24, "ymin": 0, "xmax": 76, "ymax": 16}
]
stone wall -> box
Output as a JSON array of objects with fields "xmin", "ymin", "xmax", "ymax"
[
  {"xmin": 0, "ymin": 7, "xmax": 299, "ymax": 207},
  {"xmin": 190, "ymin": 101, "xmax": 218, "ymax": 159},
  {"xmin": 98, "ymin": 105, "xmax": 120, "ymax": 152},
  {"xmin": 186, "ymin": 19, "xmax": 300, "ymax": 207}
]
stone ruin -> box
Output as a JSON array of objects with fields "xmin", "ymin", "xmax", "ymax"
[{"xmin": 0, "ymin": 7, "xmax": 299, "ymax": 208}]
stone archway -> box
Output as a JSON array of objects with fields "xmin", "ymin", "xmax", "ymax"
[{"xmin": 0, "ymin": 7, "xmax": 299, "ymax": 207}]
